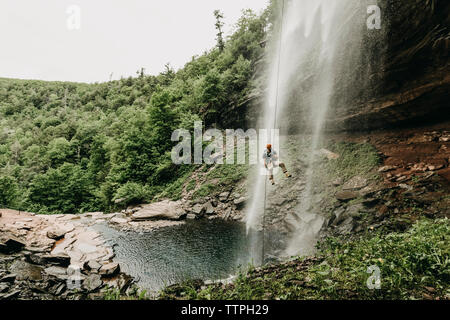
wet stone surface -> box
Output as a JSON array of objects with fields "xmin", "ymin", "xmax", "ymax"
[{"xmin": 0, "ymin": 209, "xmax": 138, "ymax": 300}]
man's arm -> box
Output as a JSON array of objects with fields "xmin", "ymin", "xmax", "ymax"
[{"xmin": 272, "ymin": 151, "xmax": 278, "ymax": 161}]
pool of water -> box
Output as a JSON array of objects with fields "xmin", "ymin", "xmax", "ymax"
[{"xmin": 93, "ymin": 220, "xmax": 256, "ymax": 292}]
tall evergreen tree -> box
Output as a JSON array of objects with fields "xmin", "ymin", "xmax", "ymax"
[{"xmin": 214, "ymin": 10, "xmax": 225, "ymax": 52}]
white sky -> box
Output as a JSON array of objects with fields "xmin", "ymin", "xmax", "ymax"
[{"xmin": 0, "ymin": 0, "xmax": 269, "ymax": 83}]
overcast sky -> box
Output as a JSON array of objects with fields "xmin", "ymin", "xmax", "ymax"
[{"xmin": 0, "ymin": 0, "xmax": 269, "ymax": 83}]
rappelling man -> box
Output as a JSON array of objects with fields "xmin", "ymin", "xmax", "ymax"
[{"xmin": 263, "ymin": 144, "xmax": 291, "ymax": 185}]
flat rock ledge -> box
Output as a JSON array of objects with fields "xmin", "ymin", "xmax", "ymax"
[
  {"xmin": 131, "ymin": 200, "xmax": 187, "ymax": 221},
  {"xmin": 0, "ymin": 209, "xmax": 136, "ymax": 300},
  {"xmin": 96, "ymin": 196, "xmax": 248, "ymax": 232}
]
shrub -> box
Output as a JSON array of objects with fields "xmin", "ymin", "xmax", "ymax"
[{"xmin": 113, "ymin": 182, "xmax": 149, "ymax": 207}]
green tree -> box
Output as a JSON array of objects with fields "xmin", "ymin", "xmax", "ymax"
[
  {"xmin": 28, "ymin": 163, "xmax": 94, "ymax": 213},
  {"xmin": 0, "ymin": 176, "xmax": 19, "ymax": 208},
  {"xmin": 214, "ymin": 10, "xmax": 225, "ymax": 52},
  {"xmin": 46, "ymin": 137, "xmax": 74, "ymax": 167}
]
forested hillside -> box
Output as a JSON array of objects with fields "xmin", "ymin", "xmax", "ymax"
[{"xmin": 0, "ymin": 7, "xmax": 272, "ymax": 214}]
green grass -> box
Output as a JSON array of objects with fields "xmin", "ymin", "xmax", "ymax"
[
  {"xmin": 192, "ymin": 183, "xmax": 217, "ymax": 199},
  {"xmin": 323, "ymin": 142, "xmax": 381, "ymax": 182},
  {"xmin": 190, "ymin": 163, "xmax": 248, "ymax": 200},
  {"xmin": 103, "ymin": 287, "xmax": 149, "ymax": 300},
  {"xmin": 156, "ymin": 166, "xmax": 198, "ymax": 201},
  {"xmin": 207, "ymin": 163, "xmax": 249, "ymax": 186},
  {"xmin": 186, "ymin": 179, "xmax": 196, "ymax": 192}
]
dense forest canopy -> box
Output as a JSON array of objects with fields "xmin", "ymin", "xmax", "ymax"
[{"xmin": 0, "ymin": 4, "xmax": 277, "ymax": 214}]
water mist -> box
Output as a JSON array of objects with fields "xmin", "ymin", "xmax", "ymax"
[{"xmin": 246, "ymin": 0, "xmax": 367, "ymax": 261}]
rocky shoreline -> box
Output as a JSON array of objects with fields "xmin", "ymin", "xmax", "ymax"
[
  {"xmin": 0, "ymin": 209, "xmax": 137, "ymax": 300},
  {"xmin": 0, "ymin": 190, "xmax": 248, "ymax": 300},
  {"xmin": 107, "ymin": 192, "xmax": 247, "ymax": 232}
]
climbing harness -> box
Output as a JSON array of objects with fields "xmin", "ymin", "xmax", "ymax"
[{"xmin": 262, "ymin": 0, "xmax": 285, "ymax": 265}]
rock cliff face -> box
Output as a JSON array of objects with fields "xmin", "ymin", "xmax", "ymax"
[
  {"xmin": 247, "ymin": 0, "xmax": 449, "ymax": 132},
  {"xmin": 331, "ymin": 0, "xmax": 450, "ymax": 130}
]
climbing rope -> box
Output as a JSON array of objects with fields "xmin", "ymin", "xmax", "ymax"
[{"xmin": 262, "ymin": 0, "xmax": 285, "ymax": 265}]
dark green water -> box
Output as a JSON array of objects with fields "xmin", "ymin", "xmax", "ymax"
[{"xmin": 94, "ymin": 220, "xmax": 254, "ymax": 292}]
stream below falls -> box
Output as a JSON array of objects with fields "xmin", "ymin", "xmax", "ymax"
[{"xmin": 93, "ymin": 220, "xmax": 262, "ymax": 293}]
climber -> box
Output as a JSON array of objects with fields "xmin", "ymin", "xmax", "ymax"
[{"xmin": 263, "ymin": 144, "xmax": 291, "ymax": 185}]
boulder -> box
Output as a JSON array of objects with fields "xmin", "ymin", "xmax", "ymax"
[
  {"xmin": 203, "ymin": 202, "xmax": 215, "ymax": 215},
  {"xmin": 46, "ymin": 228, "xmax": 67, "ymax": 240},
  {"xmin": 51, "ymin": 237, "xmax": 77, "ymax": 256},
  {"xmin": 192, "ymin": 204, "xmax": 205, "ymax": 215},
  {"xmin": 359, "ymin": 185, "xmax": 376, "ymax": 196},
  {"xmin": 233, "ymin": 212, "xmax": 244, "ymax": 221},
  {"xmin": 362, "ymin": 198, "xmax": 380, "ymax": 207},
  {"xmin": 52, "ymin": 283, "xmax": 66, "ymax": 296},
  {"xmin": 378, "ymin": 165, "xmax": 396, "ymax": 173},
  {"xmin": 114, "ymin": 198, "xmax": 125, "ymax": 204},
  {"xmin": 0, "ymin": 290, "xmax": 20, "ymax": 300},
  {"xmin": 42, "ymin": 254, "xmax": 71, "ymax": 267},
  {"xmin": 99, "ymin": 262, "xmax": 120, "ymax": 276},
  {"xmin": 223, "ymin": 208, "xmax": 232, "ymax": 221},
  {"xmin": 83, "ymin": 260, "xmax": 102, "ymax": 272},
  {"xmin": 219, "ymin": 192, "xmax": 230, "ymax": 202},
  {"xmin": 44, "ymin": 266, "xmax": 68, "ymax": 280},
  {"xmin": 131, "ymin": 201, "xmax": 187, "ymax": 221},
  {"xmin": 0, "ymin": 283, "xmax": 8, "ymax": 293},
  {"xmin": 186, "ymin": 214, "xmax": 197, "ymax": 220},
  {"xmin": 332, "ymin": 178, "xmax": 344, "ymax": 186},
  {"xmin": 0, "ymin": 236, "xmax": 25, "ymax": 254},
  {"xmin": 329, "ymin": 207, "xmax": 346, "ymax": 226},
  {"xmin": 9, "ymin": 261, "xmax": 43, "ymax": 281},
  {"xmin": 342, "ymin": 176, "xmax": 368, "ymax": 190},
  {"xmin": 335, "ymin": 191, "xmax": 358, "ymax": 201},
  {"xmin": 336, "ymin": 217, "xmax": 354, "ymax": 235},
  {"xmin": 24, "ymin": 252, "xmax": 46, "ymax": 265},
  {"xmin": 399, "ymin": 183, "xmax": 413, "ymax": 191},
  {"xmin": 83, "ymin": 274, "xmax": 103, "ymax": 292},
  {"xmin": 107, "ymin": 273, "xmax": 134, "ymax": 293},
  {"xmin": 396, "ymin": 175, "xmax": 410, "ymax": 182},
  {"xmin": 110, "ymin": 217, "xmax": 128, "ymax": 224},
  {"xmin": 346, "ymin": 204, "xmax": 364, "ymax": 218},
  {"xmin": 13, "ymin": 222, "xmax": 31, "ymax": 230},
  {"xmin": 233, "ymin": 197, "xmax": 247, "ymax": 209},
  {"xmin": 0, "ymin": 274, "xmax": 16, "ymax": 283}
]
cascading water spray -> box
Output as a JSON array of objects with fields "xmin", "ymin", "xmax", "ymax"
[
  {"xmin": 245, "ymin": 0, "xmax": 286, "ymax": 265},
  {"xmin": 284, "ymin": 0, "xmax": 366, "ymax": 257},
  {"xmin": 246, "ymin": 0, "xmax": 368, "ymax": 261}
]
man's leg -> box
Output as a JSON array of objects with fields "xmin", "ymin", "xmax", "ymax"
[
  {"xmin": 268, "ymin": 163, "xmax": 275, "ymax": 185},
  {"xmin": 279, "ymin": 162, "xmax": 292, "ymax": 178}
]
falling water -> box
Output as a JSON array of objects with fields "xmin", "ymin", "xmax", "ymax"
[{"xmin": 246, "ymin": 0, "xmax": 367, "ymax": 261}]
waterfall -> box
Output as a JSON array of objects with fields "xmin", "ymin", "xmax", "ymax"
[{"xmin": 246, "ymin": 0, "xmax": 367, "ymax": 261}]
